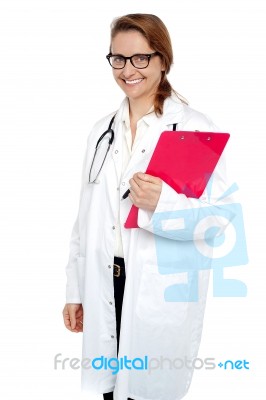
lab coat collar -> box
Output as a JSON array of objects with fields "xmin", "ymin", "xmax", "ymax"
[
  {"xmin": 110, "ymin": 93, "xmax": 185, "ymax": 185},
  {"xmin": 160, "ymin": 93, "xmax": 185, "ymax": 125},
  {"xmin": 116, "ymin": 93, "xmax": 185, "ymax": 129}
]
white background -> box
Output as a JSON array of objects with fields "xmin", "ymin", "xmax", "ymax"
[{"xmin": 0, "ymin": 0, "xmax": 265, "ymax": 399}]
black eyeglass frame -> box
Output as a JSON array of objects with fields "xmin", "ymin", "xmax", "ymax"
[{"xmin": 106, "ymin": 52, "xmax": 159, "ymax": 69}]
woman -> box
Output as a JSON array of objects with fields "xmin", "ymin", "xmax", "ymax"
[{"xmin": 63, "ymin": 13, "xmax": 232, "ymax": 400}]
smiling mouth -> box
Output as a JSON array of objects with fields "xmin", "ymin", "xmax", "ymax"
[{"xmin": 123, "ymin": 78, "xmax": 144, "ymax": 85}]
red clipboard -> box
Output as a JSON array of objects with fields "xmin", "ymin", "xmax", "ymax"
[{"xmin": 124, "ymin": 130, "xmax": 230, "ymax": 229}]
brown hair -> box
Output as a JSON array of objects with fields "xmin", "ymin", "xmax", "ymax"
[{"xmin": 110, "ymin": 13, "xmax": 188, "ymax": 115}]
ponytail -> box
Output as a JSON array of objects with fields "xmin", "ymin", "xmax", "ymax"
[{"xmin": 154, "ymin": 72, "xmax": 188, "ymax": 116}]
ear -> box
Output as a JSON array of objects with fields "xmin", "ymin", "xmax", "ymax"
[{"xmin": 160, "ymin": 58, "xmax": 166, "ymax": 72}]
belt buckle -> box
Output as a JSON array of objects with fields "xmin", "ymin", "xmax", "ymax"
[{"xmin": 113, "ymin": 263, "xmax": 121, "ymax": 278}]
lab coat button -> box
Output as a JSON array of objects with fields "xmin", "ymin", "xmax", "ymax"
[
  {"xmin": 111, "ymin": 335, "xmax": 115, "ymax": 339},
  {"xmin": 112, "ymin": 226, "xmax": 115, "ymax": 230},
  {"xmin": 142, "ymin": 149, "xmax": 146, "ymax": 153},
  {"xmin": 122, "ymin": 182, "xmax": 125, "ymax": 186},
  {"xmin": 109, "ymin": 301, "xmax": 113, "ymax": 305},
  {"xmin": 115, "ymin": 150, "xmax": 118, "ymax": 154},
  {"xmin": 108, "ymin": 265, "xmax": 112, "ymax": 269}
]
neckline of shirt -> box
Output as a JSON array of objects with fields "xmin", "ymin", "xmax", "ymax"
[{"xmin": 122, "ymin": 98, "xmax": 156, "ymax": 130}]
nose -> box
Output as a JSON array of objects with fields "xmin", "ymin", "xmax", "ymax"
[{"xmin": 122, "ymin": 59, "xmax": 137, "ymax": 77}]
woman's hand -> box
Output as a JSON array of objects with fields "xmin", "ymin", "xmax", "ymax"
[
  {"xmin": 128, "ymin": 172, "xmax": 162, "ymax": 212},
  {"xmin": 62, "ymin": 303, "xmax": 83, "ymax": 333}
]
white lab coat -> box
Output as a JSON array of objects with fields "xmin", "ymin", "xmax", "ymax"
[{"xmin": 65, "ymin": 94, "xmax": 233, "ymax": 400}]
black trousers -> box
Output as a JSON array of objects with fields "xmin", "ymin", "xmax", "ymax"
[{"xmin": 103, "ymin": 257, "xmax": 133, "ymax": 400}]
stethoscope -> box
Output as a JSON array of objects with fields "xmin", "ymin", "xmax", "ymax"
[
  {"xmin": 88, "ymin": 113, "xmax": 178, "ymax": 184},
  {"xmin": 88, "ymin": 114, "xmax": 116, "ymax": 183}
]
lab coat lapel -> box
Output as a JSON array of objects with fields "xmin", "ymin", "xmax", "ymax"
[
  {"xmin": 122, "ymin": 95, "xmax": 185, "ymax": 178},
  {"xmin": 122, "ymin": 120, "xmax": 162, "ymax": 177},
  {"xmin": 109, "ymin": 99, "xmax": 127, "ymax": 186}
]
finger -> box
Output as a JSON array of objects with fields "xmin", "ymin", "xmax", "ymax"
[
  {"xmin": 65, "ymin": 318, "xmax": 76, "ymax": 332},
  {"xmin": 63, "ymin": 311, "xmax": 81, "ymax": 333},
  {"xmin": 76, "ymin": 308, "xmax": 83, "ymax": 319},
  {"xmin": 62, "ymin": 306, "xmax": 71, "ymax": 328},
  {"xmin": 131, "ymin": 175, "xmax": 153, "ymax": 195},
  {"xmin": 131, "ymin": 172, "xmax": 144, "ymax": 187},
  {"xmin": 136, "ymin": 172, "xmax": 161, "ymax": 185},
  {"xmin": 77, "ymin": 320, "xmax": 83, "ymax": 332},
  {"xmin": 130, "ymin": 174, "xmax": 148, "ymax": 189},
  {"xmin": 132, "ymin": 172, "xmax": 147, "ymax": 182},
  {"xmin": 64, "ymin": 314, "xmax": 75, "ymax": 331},
  {"xmin": 130, "ymin": 178, "xmax": 140, "ymax": 193},
  {"xmin": 64, "ymin": 314, "xmax": 72, "ymax": 330},
  {"xmin": 133, "ymin": 172, "xmax": 145, "ymax": 184},
  {"xmin": 68, "ymin": 308, "xmax": 77, "ymax": 330},
  {"xmin": 76, "ymin": 311, "xmax": 83, "ymax": 325}
]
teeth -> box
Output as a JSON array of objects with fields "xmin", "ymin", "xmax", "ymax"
[{"xmin": 125, "ymin": 79, "xmax": 143, "ymax": 85}]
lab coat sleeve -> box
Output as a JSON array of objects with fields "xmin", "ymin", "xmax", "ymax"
[
  {"xmin": 65, "ymin": 216, "xmax": 81, "ymax": 303},
  {"xmin": 65, "ymin": 141, "xmax": 89, "ymax": 304},
  {"xmin": 137, "ymin": 152, "xmax": 236, "ymax": 241}
]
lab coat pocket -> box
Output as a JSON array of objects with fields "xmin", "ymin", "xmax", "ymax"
[
  {"xmin": 77, "ymin": 256, "xmax": 86, "ymax": 303},
  {"xmin": 136, "ymin": 263, "xmax": 190, "ymax": 327}
]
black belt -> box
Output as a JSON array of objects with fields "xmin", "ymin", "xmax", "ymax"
[{"xmin": 113, "ymin": 256, "xmax": 126, "ymax": 278}]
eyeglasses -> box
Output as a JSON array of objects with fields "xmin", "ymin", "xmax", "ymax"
[
  {"xmin": 88, "ymin": 115, "xmax": 115, "ymax": 183},
  {"xmin": 106, "ymin": 52, "xmax": 159, "ymax": 69}
]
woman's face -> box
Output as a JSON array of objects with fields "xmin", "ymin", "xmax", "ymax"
[{"xmin": 110, "ymin": 30, "xmax": 165, "ymax": 104}]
